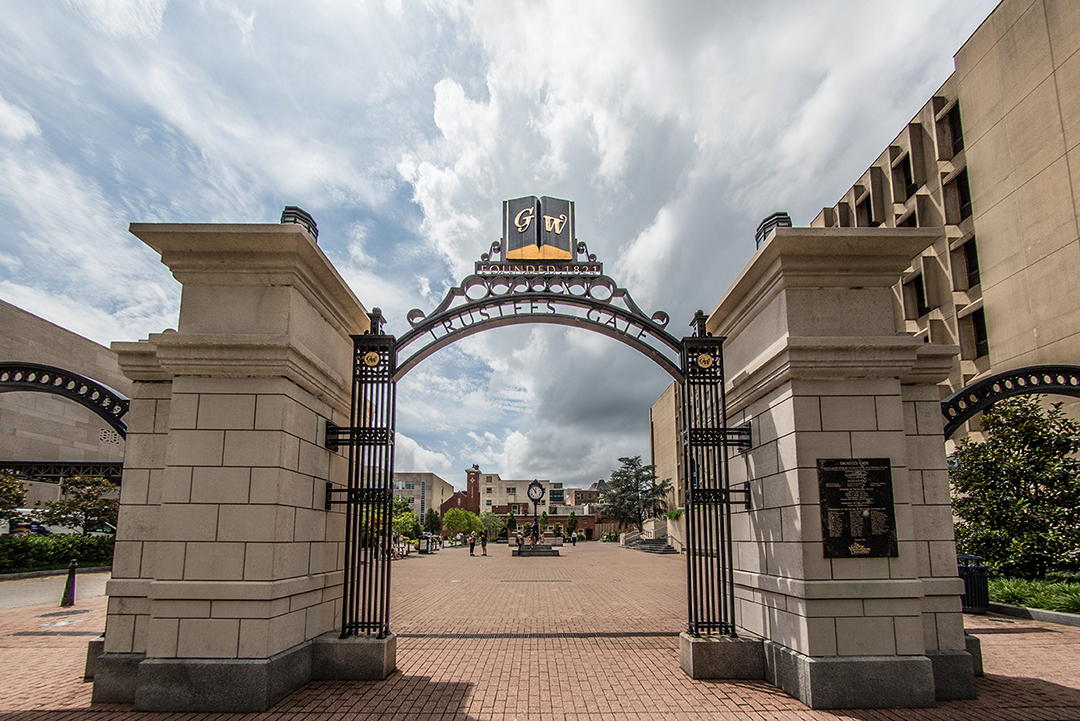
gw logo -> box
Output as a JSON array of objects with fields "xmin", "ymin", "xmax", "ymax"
[{"xmin": 503, "ymin": 195, "xmax": 575, "ymax": 261}]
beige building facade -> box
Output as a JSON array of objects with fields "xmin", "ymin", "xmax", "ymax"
[
  {"xmin": 652, "ymin": 0, "xmax": 1080, "ymax": 492},
  {"xmin": 811, "ymin": 0, "xmax": 1080, "ymax": 426},
  {"xmin": 0, "ymin": 299, "xmax": 131, "ymax": 506},
  {"xmin": 392, "ymin": 472, "xmax": 452, "ymax": 519},
  {"xmin": 478, "ymin": 471, "xmax": 562, "ymax": 514}
]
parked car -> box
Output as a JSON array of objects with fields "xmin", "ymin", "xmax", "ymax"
[{"xmin": 1, "ymin": 509, "xmax": 116, "ymax": 536}]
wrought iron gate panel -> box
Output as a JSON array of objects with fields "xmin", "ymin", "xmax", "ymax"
[
  {"xmin": 340, "ymin": 323, "xmax": 397, "ymax": 638},
  {"xmin": 681, "ymin": 334, "xmax": 737, "ymax": 637}
]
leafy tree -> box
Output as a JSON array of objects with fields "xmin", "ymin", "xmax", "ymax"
[
  {"xmin": 443, "ymin": 508, "xmax": 481, "ymax": 536},
  {"xmin": 480, "ymin": 511, "xmax": 505, "ymax": 537},
  {"xmin": 506, "ymin": 510, "xmax": 517, "ymax": 532},
  {"xmin": 423, "ymin": 507, "xmax": 442, "ymax": 535},
  {"xmin": 392, "ymin": 509, "xmax": 421, "ymax": 539},
  {"xmin": 596, "ymin": 456, "xmax": 673, "ymax": 532},
  {"xmin": 0, "ymin": 474, "xmax": 27, "ymax": 523},
  {"xmin": 950, "ymin": 396, "xmax": 1080, "ymax": 578},
  {"xmin": 566, "ymin": 511, "xmax": 577, "ymax": 534},
  {"xmin": 392, "ymin": 495, "xmax": 414, "ymax": 516},
  {"xmin": 38, "ymin": 477, "xmax": 118, "ymax": 535},
  {"xmin": 539, "ymin": 511, "xmax": 548, "ymax": 531}
]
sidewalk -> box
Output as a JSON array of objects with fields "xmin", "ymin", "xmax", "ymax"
[{"xmin": 0, "ymin": 543, "xmax": 1077, "ymax": 720}]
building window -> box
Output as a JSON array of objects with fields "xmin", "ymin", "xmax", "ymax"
[
  {"xmin": 507, "ymin": 487, "xmax": 516, "ymax": 495},
  {"xmin": 893, "ymin": 154, "xmax": 916, "ymax": 199},
  {"xmin": 392, "ymin": 481, "xmax": 415, "ymax": 490},
  {"xmin": 957, "ymin": 169, "xmax": 972, "ymax": 221},
  {"xmin": 963, "ymin": 237, "xmax": 980, "ymax": 288},
  {"xmin": 485, "ymin": 487, "xmax": 492, "ymax": 494},
  {"xmin": 897, "ymin": 210, "xmax": 917, "ymax": 228},
  {"xmin": 959, "ymin": 307, "xmax": 989, "ymax": 359},
  {"xmin": 947, "ymin": 102, "xmax": 964, "ymax": 156},
  {"xmin": 550, "ymin": 490, "xmax": 564, "ymax": 503},
  {"xmin": 904, "ymin": 274, "xmax": 931, "ymax": 318},
  {"xmin": 944, "ymin": 168, "xmax": 973, "ymax": 224},
  {"xmin": 486, "ymin": 499, "xmax": 492, "ymax": 506},
  {"xmin": 972, "ymin": 308, "xmax": 989, "ymax": 358}
]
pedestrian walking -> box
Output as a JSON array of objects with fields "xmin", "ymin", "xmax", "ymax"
[
  {"xmin": 468, "ymin": 532, "xmax": 476, "ymax": 556},
  {"xmin": 571, "ymin": 530, "xmax": 577, "ymax": 546},
  {"xmin": 480, "ymin": 531, "xmax": 488, "ymax": 556}
]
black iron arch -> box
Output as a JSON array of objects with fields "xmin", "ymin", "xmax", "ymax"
[
  {"xmin": 328, "ymin": 212, "xmax": 746, "ymax": 642},
  {"xmin": 941, "ymin": 364, "xmax": 1080, "ymax": 438},
  {"xmin": 393, "ymin": 268, "xmax": 684, "ymax": 382},
  {"xmin": 0, "ymin": 362, "xmax": 129, "ymax": 438}
]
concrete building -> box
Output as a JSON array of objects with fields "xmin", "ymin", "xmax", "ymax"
[
  {"xmin": 809, "ymin": 0, "xmax": 1080, "ymax": 431},
  {"xmin": 652, "ymin": 0, "xmax": 1080, "ymax": 491},
  {"xmin": 0, "ymin": 298, "xmax": 130, "ymax": 505},
  {"xmin": 392, "ymin": 472, "xmax": 452, "ymax": 520}
]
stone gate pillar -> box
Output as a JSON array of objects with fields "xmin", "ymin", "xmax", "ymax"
[
  {"xmin": 708, "ymin": 227, "xmax": 975, "ymax": 708},
  {"xmin": 92, "ymin": 222, "xmax": 375, "ymax": 711}
]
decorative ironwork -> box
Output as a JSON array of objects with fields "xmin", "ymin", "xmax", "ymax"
[
  {"xmin": 397, "ymin": 268, "xmax": 680, "ymax": 382},
  {"xmin": 325, "ymin": 422, "xmax": 392, "ymax": 450},
  {"xmin": 686, "ymin": 483, "xmax": 750, "ymax": 511},
  {"xmin": 941, "ymin": 365, "xmax": 1080, "ymax": 438},
  {"xmin": 0, "ymin": 362, "xmax": 129, "ymax": 438},
  {"xmin": 337, "ymin": 201, "xmax": 740, "ymax": 643},
  {"xmin": 0, "ymin": 461, "xmax": 123, "ymax": 484},
  {"xmin": 337, "ymin": 313, "xmax": 397, "ymax": 639},
  {"xmin": 684, "ymin": 423, "xmax": 751, "ymax": 452},
  {"xmin": 681, "ymin": 331, "xmax": 738, "ymax": 638}
]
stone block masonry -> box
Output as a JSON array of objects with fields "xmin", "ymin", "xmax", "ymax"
[{"xmin": 93, "ymin": 222, "xmax": 385, "ymax": 711}]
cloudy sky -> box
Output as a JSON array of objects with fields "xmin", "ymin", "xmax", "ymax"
[{"xmin": 0, "ymin": 0, "xmax": 997, "ymax": 491}]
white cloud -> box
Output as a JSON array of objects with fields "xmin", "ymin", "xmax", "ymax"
[
  {"xmin": 65, "ymin": 0, "xmax": 167, "ymax": 39},
  {"xmin": 0, "ymin": 94, "xmax": 41, "ymax": 141},
  {"xmin": 0, "ymin": 0, "xmax": 1000, "ymax": 490}
]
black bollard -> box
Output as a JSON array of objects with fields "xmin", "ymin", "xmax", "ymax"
[{"xmin": 60, "ymin": 558, "xmax": 77, "ymax": 607}]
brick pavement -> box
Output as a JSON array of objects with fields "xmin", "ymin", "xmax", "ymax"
[{"xmin": 0, "ymin": 542, "xmax": 1078, "ymax": 720}]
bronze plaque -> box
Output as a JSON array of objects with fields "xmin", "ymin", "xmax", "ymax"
[{"xmin": 817, "ymin": 458, "xmax": 898, "ymax": 558}]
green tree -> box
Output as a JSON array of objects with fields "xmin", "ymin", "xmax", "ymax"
[
  {"xmin": 392, "ymin": 509, "xmax": 421, "ymax": 539},
  {"xmin": 480, "ymin": 511, "xmax": 505, "ymax": 538},
  {"xmin": 950, "ymin": 396, "xmax": 1080, "ymax": 578},
  {"xmin": 443, "ymin": 508, "xmax": 481, "ymax": 536},
  {"xmin": 0, "ymin": 474, "xmax": 27, "ymax": 523},
  {"xmin": 566, "ymin": 511, "xmax": 577, "ymax": 534},
  {"xmin": 38, "ymin": 476, "xmax": 118, "ymax": 535},
  {"xmin": 423, "ymin": 507, "xmax": 442, "ymax": 535},
  {"xmin": 539, "ymin": 511, "xmax": 548, "ymax": 531},
  {"xmin": 506, "ymin": 509, "xmax": 517, "ymax": 532},
  {"xmin": 392, "ymin": 495, "xmax": 414, "ymax": 516},
  {"xmin": 596, "ymin": 456, "xmax": 673, "ymax": 533}
]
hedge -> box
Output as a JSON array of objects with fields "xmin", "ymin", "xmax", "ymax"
[{"xmin": 0, "ymin": 534, "xmax": 115, "ymax": 574}]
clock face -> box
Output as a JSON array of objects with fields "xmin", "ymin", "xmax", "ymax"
[{"xmin": 527, "ymin": 483, "xmax": 544, "ymax": 501}]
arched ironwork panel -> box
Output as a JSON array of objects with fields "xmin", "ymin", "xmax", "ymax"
[
  {"xmin": 331, "ymin": 199, "xmax": 748, "ymax": 641},
  {"xmin": 395, "ymin": 267, "xmax": 683, "ymax": 383},
  {"xmin": 0, "ymin": 362, "xmax": 129, "ymax": 438},
  {"xmin": 941, "ymin": 364, "xmax": 1080, "ymax": 438}
]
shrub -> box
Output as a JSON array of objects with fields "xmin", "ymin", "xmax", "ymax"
[{"xmin": 0, "ymin": 534, "xmax": 115, "ymax": 574}]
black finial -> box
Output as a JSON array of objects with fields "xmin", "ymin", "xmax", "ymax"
[
  {"xmin": 368, "ymin": 307, "xmax": 385, "ymax": 335},
  {"xmin": 691, "ymin": 310, "xmax": 708, "ymax": 337},
  {"xmin": 755, "ymin": 211, "xmax": 791, "ymax": 248},
  {"xmin": 281, "ymin": 206, "xmax": 319, "ymax": 241}
]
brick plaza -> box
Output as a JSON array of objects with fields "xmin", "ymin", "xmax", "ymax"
[{"xmin": 2, "ymin": 542, "xmax": 1079, "ymax": 720}]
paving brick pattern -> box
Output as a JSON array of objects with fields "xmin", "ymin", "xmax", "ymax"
[{"xmin": 0, "ymin": 542, "xmax": 1078, "ymax": 719}]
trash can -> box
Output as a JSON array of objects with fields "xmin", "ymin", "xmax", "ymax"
[{"xmin": 957, "ymin": 554, "xmax": 990, "ymax": 613}]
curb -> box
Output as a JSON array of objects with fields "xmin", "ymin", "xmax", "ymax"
[
  {"xmin": 0, "ymin": 566, "xmax": 112, "ymax": 581},
  {"xmin": 989, "ymin": 602, "xmax": 1080, "ymax": 628}
]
